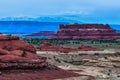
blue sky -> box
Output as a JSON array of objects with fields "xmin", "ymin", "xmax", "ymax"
[{"xmin": 0, "ymin": 0, "xmax": 120, "ymax": 24}]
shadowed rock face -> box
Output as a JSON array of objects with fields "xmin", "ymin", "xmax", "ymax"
[
  {"xmin": 37, "ymin": 42, "xmax": 101, "ymax": 52},
  {"xmin": 53, "ymin": 24, "xmax": 120, "ymax": 40}
]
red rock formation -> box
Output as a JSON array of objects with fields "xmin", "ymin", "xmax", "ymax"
[
  {"xmin": 37, "ymin": 42, "xmax": 78, "ymax": 52},
  {"xmin": 78, "ymin": 45, "xmax": 102, "ymax": 51},
  {"xmin": 0, "ymin": 34, "xmax": 40, "ymax": 61},
  {"xmin": 0, "ymin": 35, "xmax": 36, "ymax": 53},
  {"xmin": 53, "ymin": 24, "xmax": 120, "ymax": 40},
  {"xmin": 0, "ymin": 34, "xmax": 88, "ymax": 80},
  {"xmin": 0, "ymin": 69, "xmax": 93, "ymax": 80},
  {"xmin": 37, "ymin": 42, "xmax": 101, "ymax": 52}
]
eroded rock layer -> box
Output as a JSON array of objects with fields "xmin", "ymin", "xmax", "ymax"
[
  {"xmin": 0, "ymin": 34, "xmax": 46, "ymax": 68},
  {"xmin": 0, "ymin": 34, "xmax": 83, "ymax": 80},
  {"xmin": 53, "ymin": 24, "xmax": 120, "ymax": 40},
  {"xmin": 37, "ymin": 42, "xmax": 101, "ymax": 52}
]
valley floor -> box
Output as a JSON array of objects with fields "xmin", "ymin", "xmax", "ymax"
[{"xmin": 37, "ymin": 50, "xmax": 120, "ymax": 80}]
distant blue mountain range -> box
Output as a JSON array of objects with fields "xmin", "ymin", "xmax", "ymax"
[
  {"xmin": 0, "ymin": 15, "xmax": 83, "ymax": 23},
  {"xmin": 0, "ymin": 21, "xmax": 68, "ymax": 37},
  {"xmin": 0, "ymin": 21, "xmax": 68, "ymax": 33}
]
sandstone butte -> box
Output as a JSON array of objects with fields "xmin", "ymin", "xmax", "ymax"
[
  {"xmin": 0, "ymin": 34, "xmax": 95, "ymax": 80},
  {"xmin": 37, "ymin": 42, "xmax": 101, "ymax": 52},
  {"xmin": 53, "ymin": 23, "xmax": 120, "ymax": 40}
]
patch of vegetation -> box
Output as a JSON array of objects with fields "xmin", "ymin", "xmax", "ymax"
[
  {"xmin": 48, "ymin": 57, "xmax": 51, "ymax": 59},
  {"xmin": 23, "ymin": 38, "xmax": 120, "ymax": 50},
  {"xmin": 70, "ymin": 61, "xmax": 84, "ymax": 65},
  {"xmin": 104, "ymin": 56, "xmax": 108, "ymax": 60},
  {"xmin": 53, "ymin": 56, "xmax": 61, "ymax": 63},
  {"xmin": 117, "ymin": 74, "xmax": 120, "ymax": 77},
  {"xmin": 94, "ymin": 53, "xmax": 99, "ymax": 55},
  {"xmin": 55, "ymin": 58, "xmax": 61, "ymax": 63},
  {"xmin": 107, "ymin": 73, "xmax": 110, "ymax": 76},
  {"xmin": 21, "ymin": 51, "xmax": 27, "ymax": 57},
  {"xmin": 63, "ymin": 60, "xmax": 68, "ymax": 63},
  {"xmin": 63, "ymin": 60, "xmax": 83, "ymax": 65}
]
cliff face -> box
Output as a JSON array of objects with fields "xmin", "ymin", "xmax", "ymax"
[{"xmin": 53, "ymin": 24, "xmax": 120, "ymax": 40}]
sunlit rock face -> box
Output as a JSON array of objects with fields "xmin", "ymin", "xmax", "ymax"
[
  {"xmin": 0, "ymin": 34, "xmax": 42, "ymax": 62},
  {"xmin": 0, "ymin": 34, "xmax": 83, "ymax": 80},
  {"xmin": 0, "ymin": 34, "xmax": 36, "ymax": 53},
  {"xmin": 53, "ymin": 24, "xmax": 120, "ymax": 40}
]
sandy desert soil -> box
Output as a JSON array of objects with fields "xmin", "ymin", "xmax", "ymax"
[{"xmin": 37, "ymin": 50, "xmax": 120, "ymax": 80}]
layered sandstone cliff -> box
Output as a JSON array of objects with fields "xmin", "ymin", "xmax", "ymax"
[
  {"xmin": 53, "ymin": 24, "xmax": 120, "ymax": 40},
  {"xmin": 0, "ymin": 34, "xmax": 45, "ymax": 67},
  {"xmin": 0, "ymin": 34, "xmax": 84, "ymax": 80}
]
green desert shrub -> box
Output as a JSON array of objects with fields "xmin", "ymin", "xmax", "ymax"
[
  {"xmin": 21, "ymin": 51, "xmax": 27, "ymax": 57},
  {"xmin": 104, "ymin": 56, "xmax": 108, "ymax": 60}
]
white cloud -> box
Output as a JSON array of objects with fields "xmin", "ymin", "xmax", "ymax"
[{"xmin": 0, "ymin": 0, "xmax": 120, "ymax": 24}]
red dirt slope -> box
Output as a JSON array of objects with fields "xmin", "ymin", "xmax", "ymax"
[{"xmin": 37, "ymin": 42, "xmax": 102, "ymax": 52}]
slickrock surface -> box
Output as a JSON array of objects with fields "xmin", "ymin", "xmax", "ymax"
[
  {"xmin": 37, "ymin": 42, "xmax": 101, "ymax": 52},
  {"xmin": 53, "ymin": 24, "xmax": 120, "ymax": 40}
]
